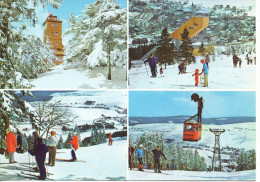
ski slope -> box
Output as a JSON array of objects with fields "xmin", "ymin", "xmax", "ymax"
[
  {"xmin": 29, "ymin": 64, "xmax": 127, "ymax": 89},
  {"xmin": 129, "ymin": 53, "xmax": 256, "ymax": 89},
  {"xmin": 0, "ymin": 140, "xmax": 127, "ymax": 180},
  {"xmin": 128, "ymin": 169, "xmax": 256, "ymax": 180}
]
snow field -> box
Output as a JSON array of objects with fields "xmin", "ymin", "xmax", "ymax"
[
  {"xmin": 29, "ymin": 65, "xmax": 127, "ymax": 89},
  {"xmin": 129, "ymin": 53, "xmax": 256, "ymax": 89},
  {"xmin": 0, "ymin": 140, "xmax": 127, "ymax": 180},
  {"xmin": 128, "ymin": 169, "xmax": 256, "ymax": 180}
]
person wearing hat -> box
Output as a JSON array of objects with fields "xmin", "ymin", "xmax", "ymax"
[
  {"xmin": 6, "ymin": 126, "xmax": 17, "ymax": 163},
  {"xmin": 200, "ymin": 59, "xmax": 209, "ymax": 87},
  {"xmin": 47, "ymin": 131, "xmax": 58, "ymax": 166},
  {"xmin": 135, "ymin": 144, "xmax": 144, "ymax": 171},
  {"xmin": 68, "ymin": 132, "xmax": 79, "ymax": 161}
]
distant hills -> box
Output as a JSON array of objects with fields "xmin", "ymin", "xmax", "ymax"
[
  {"xmin": 129, "ymin": 115, "xmax": 255, "ymax": 126},
  {"xmin": 18, "ymin": 91, "xmax": 77, "ymax": 102}
]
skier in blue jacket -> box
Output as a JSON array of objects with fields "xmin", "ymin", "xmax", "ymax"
[
  {"xmin": 29, "ymin": 138, "xmax": 49, "ymax": 180},
  {"xmin": 144, "ymin": 54, "xmax": 159, "ymax": 77},
  {"xmin": 135, "ymin": 144, "xmax": 144, "ymax": 171}
]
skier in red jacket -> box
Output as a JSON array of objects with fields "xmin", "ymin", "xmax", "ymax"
[
  {"xmin": 108, "ymin": 133, "xmax": 113, "ymax": 145},
  {"xmin": 68, "ymin": 133, "xmax": 79, "ymax": 161}
]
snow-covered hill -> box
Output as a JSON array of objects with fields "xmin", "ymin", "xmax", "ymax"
[
  {"xmin": 129, "ymin": 53, "xmax": 256, "ymax": 89},
  {"xmin": 129, "ymin": 169, "xmax": 256, "ymax": 180},
  {"xmin": 0, "ymin": 141, "xmax": 127, "ymax": 180}
]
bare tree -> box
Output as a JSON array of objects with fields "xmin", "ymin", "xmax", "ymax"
[{"xmin": 31, "ymin": 101, "xmax": 78, "ymax": 140}]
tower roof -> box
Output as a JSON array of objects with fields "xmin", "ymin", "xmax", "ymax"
[{"xmin": 43, "ymin": 13, "xmax": 63, "ymax": 26}]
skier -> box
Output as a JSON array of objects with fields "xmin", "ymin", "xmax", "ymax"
[
  {"xmin": 47, "ymin": 131, "xmax": 57, "ymax": 166},
  {"xmin": 192, "ymin": 69, "xmax": 200, "ymax": 86},
  {"xmin": 129, "ymin": 145, "xmax": 137, "ymax": 170},
  {"xmin": 207, "ymin": 165, "xmax": 211, "ymax": 173},
  {"xmin": 6, "ymin": 126, "xmax": 17, "ymax": 163},
  {"xmin": 172, "ymin": 164, "xmax": 176, "ymax": 170},
  {"xmin": 108, "ymin": 133, "xmax": 113, "ymax": 145},
  {"xmin": 135, "ymin": 144, "xmax": 144, "ymax": 171},
  {"xmin": 233, "ymin": 54, "xmax": 239, "ymax": 67},
  {"xmin": 166, "ymin": 163, "xmax": 170, "ymax": 170},
  {"xmin": 68, "ymin": 132, "xmax": 79, "ymax": 161},
  {"xmin": 200, "ymin": 59, "xmax": 209, "ymax": 87},
  {"xmin": 28, "ymin": 138, "xmax": 49, "ymax": 180},
  {"xmin": 16, "ymin": 131, "xmax": 23, "ymax": 153},
  {"xmin": 144, "ymin": 54, "xmax": 159, "ymax": 77},
  {"xmin": 151, "ymin": 146, "xmax": 167, "ymax": 173},
  {"xmin": 178, "ymin": 60, "xmax": 188, "ymax": 74}
]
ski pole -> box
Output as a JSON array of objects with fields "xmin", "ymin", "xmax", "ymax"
[{"xmin": 28, "ymin": 152, "xmax": 31, "ymax": 180}]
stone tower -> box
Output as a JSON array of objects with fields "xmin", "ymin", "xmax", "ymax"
[{"xmin": 43, "ymin": 13, "xmax": 64, "ymax": 65}]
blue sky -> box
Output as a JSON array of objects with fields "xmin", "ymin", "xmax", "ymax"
[
  {"xmin": 129, "ymin": 91, "xmax": 256, "ymax": 118},
  {"xmin": 27, "ymin": 0, "xmax": 126, "ymax": 45}
]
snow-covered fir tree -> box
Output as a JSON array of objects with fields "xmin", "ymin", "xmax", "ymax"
[
  {"xmin": 0, "ymin": 0, "xmax": 62, "ymax": 88},
  {"xmin": 90, "ymin": 126, "xmax": 106, "ymax": 146},
  {"xmin": 65, "ymin": 0, "xmax": 127, "ymax": 80},
  {"xmin": 57, "ymin": 135, "xmax": 64, "ymax": 149},
  {"xmin": 64, "ymin": 132, "xmax": 73, "ymax": 149},
  {"xmin": 0, "ymin": 90, "xmax": 36, "ymax": 141},
  {"xmin": 156, "ymin": 27, "xmax": 174, "ymax": 68}
]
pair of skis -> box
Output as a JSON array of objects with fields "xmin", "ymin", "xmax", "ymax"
[{"xmin": 17, "ymin": 164, "xmax": 54, "ymax": 180}]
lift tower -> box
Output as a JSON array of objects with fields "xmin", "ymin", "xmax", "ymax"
[{"xmin": 210, "ymin": 129, "xmax": 225, "ymax": 171}]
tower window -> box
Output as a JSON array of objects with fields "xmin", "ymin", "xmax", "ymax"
[
  {"xmin": 52, "ymin": 23, "xmax": 54, "ymax": 27},
  {"xmin": 55, "ymin": 24, "xmax": 58, "ymax": 27},
  {"xmin": 52, "ymin": 32, "xmax": 55, "ymax": 35},
  {"xmin": 194, "ymin": 23, "xmax": 198, "ymax": 26},
  {"xmin": 55, "ymin": 32, "xmax": 58, "ymax": 36},
  {"xmin": 56, "ymin": 42, "xmax": 58, "ymax": 46}
]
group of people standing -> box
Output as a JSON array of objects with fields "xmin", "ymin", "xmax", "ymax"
[
  {"xmin": 129, "ymin": 144, "xmax": 167, "ymax": 173},
  {"xmin": 144, "ymin": 53, "xmax": 210, "ymax": 87},
  {"xmin": 4, "ymin": 126, "xmax": 79, "ymax": 180}
]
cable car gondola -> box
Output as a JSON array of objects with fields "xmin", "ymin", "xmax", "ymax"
[{"xmin": 183, "ymin": 93, "xmax": 203, "ymax": 142}]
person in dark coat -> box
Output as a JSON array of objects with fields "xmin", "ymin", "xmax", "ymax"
[
  {"xmin": 16, "ymin": 131, "xmax": 23, "ymax": 153},
  {"xmin": 144, "ymin": 54, "xmax": 159, "ymax": 77},
  {"xmin": 29, "ymin": 138, "xmax": 49, "ymax": 180},
  {"xmin": 151, "ymin": 146, "xmax": 167, "ymax": 173}
]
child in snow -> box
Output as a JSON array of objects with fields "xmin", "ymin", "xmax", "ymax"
[
  {"xmin": 192, "ymin": 69, "xmax": 200, "ymax": 86},
  {"xmin": 28, "ymin": 138, "xmax": 48, "ymax": 180},
  {"xmin": 160, "ymin": 65, "xmax": 163, "ymax": 75}
]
